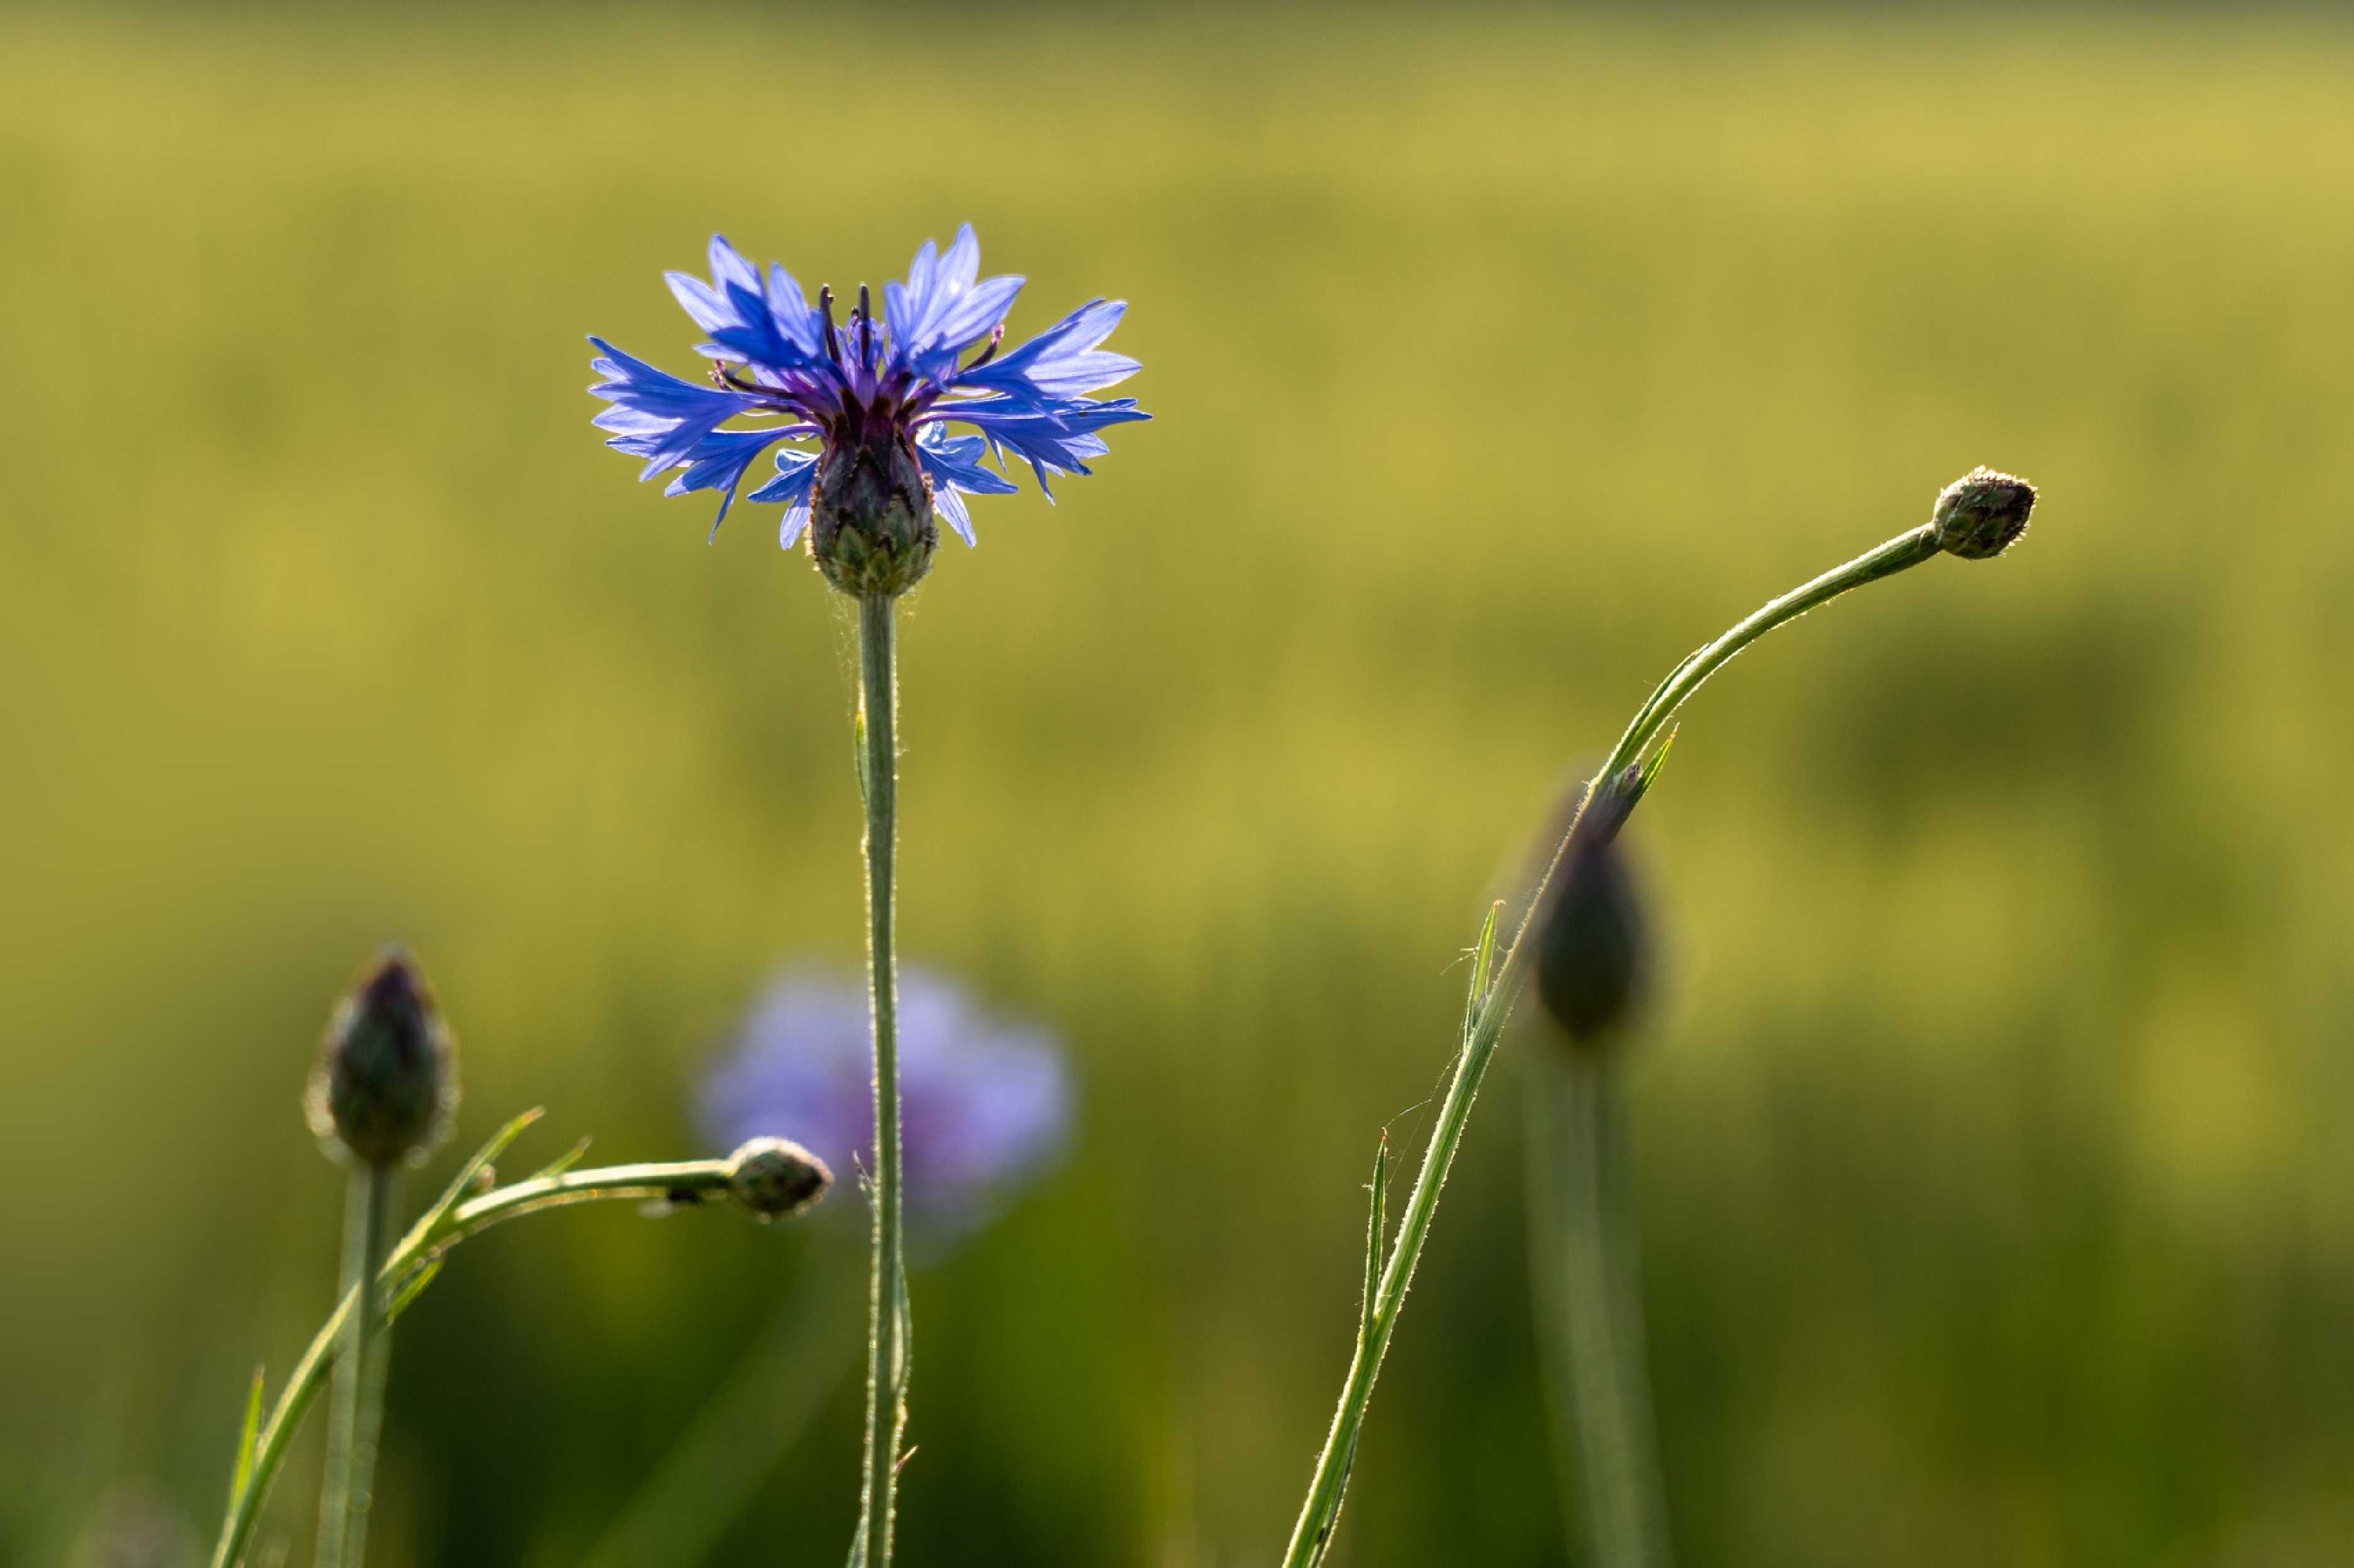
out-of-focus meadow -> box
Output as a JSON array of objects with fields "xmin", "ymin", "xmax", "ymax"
[{"xmin": 6, "ymin": 6, "xmax": 2354, "ymax": 1565}]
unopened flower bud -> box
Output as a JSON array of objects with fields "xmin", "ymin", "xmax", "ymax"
[
  {"xmin": 809, "ymin": 422, "xmax": 936, "ymax": 599},
  {"xmin": 1930, "ymin": 466, "xmax": 2036, "ymax": 560},
  {"xmin": 306, "ymin": 950, "xmax": 457, "ymax": 1167},
  {"xmin": 1532, "ymin": 777, "xmax": 1653, "ymax": 1050},
  {"xmin": 726, "ymin": 1136, "xmax": 832, "ymax": 1221}
]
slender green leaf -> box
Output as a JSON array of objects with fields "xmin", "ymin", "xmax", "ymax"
[
  {"xmin": 397, "ymin": 1109, "xmax": 543, "ymax": 1258},
  {"xmin": 225, "ymin": 1366, "xmax": 264, "ymax": 1511},
  {"xmin": 1305, "ymin": 1432, "xmax": 1362, "ymax": 1568},
  {"xmin": 386, "ymin": 1255, "xmax": 445, "ymax": 1323},
  {"xmin": 1629, "ymin": 724, "xmax": 1678, "ymax": 805},
  {"xmin": 526, "ymin": 1135, "xmax": 594, "ymax": 1184},
  {"xmin": 1464, "ymin": 901, "xmax": 1501, "ymax": 1024},
  {"xmin": 1303, "ymin": 1137, "xmax": 1395, "ymax": 1568},
  {"xmin": 1359, "ymin": 1136, "xmax": 1390, "ymax": 1341}
]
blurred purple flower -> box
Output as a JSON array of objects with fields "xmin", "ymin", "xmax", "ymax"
[{"xmin": 698, "ymin": 965, "xmax": 1071, "ymax": 1240}]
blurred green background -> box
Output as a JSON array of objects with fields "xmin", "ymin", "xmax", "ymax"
[{"xmin": 7, "ymin": 5, "xmax": 2354, "ymax": 1565}]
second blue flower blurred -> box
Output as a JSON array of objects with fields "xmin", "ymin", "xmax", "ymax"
[{"xmin": 699, "ymin": 965, "xmax": 1071, "ymax": 1243}]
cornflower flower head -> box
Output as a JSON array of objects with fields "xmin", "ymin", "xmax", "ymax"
[
  {"xmin": 588, "ymin": 226, "xmax": 1147, "ymax": 596},
  {"xmin": 698, "ymin": 965, "xmax": 1071, "ymax": 1242}
]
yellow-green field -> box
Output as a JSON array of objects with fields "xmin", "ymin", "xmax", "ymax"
[{"xmin": 6, "ymin": 8, "xmax": 2354, "ymax": 1565}]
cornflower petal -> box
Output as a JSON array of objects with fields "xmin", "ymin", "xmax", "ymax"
[
  {"xmin": 748, "ymin": 448, "xmax": 822, "ymax": 547},
  {"xmin": 929, "ymin": 275, "xmax": 1025, "ymax": 360},
  {"xmin": 883, "ymin": 237, "xmax": 940, "ymax": 352},
  {"xmin": 587, "ymin": 337, "xmax": 765, "ymax": 477},
  {"xmin": 765, "ymin": 264, "xmax": 824, "ymax": 358},
  {"xmin": 931, "ymin": 485, "xmax": 974, "ymax": 545},
  {"xmin": 915, "ymin": 427, "xmax": 1019, "ymax": 545},
  {"xmin": 888, "ymin": 225, "xmax": 1025, "ymax": 382},
  {"xmin": 664, "ymin": 271, "xmax": 739, "ymax": 342},
  {"xmin": 936, "ymin": 395, "xmax": 1148, "ymax": 491},
  {"xmin": 662, "ymin": 427, "xmax": 796, "ymax": 538},
  {"xmin": 708, "ymin": 235, "xmax": 761, "ymax": 297},
  {"xmin": 956, "ymin": 299, "xmax": 1140, "ymax": 402}
]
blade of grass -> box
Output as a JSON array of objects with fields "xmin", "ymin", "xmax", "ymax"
[{"xmin": 223, "ymin": 1367, "xmax": 264, "ymax": 1515}]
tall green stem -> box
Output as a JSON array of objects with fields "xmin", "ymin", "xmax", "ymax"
[
  {"xmin": 315, "ymin": 1163, "xmax": 398, "ymax": 1568},
  {"xmin": 1280, "ymin": 522, "xmax": 1946, "ymax": 1567},
  {"xmin": 1527, "ymin": 1053, "xmax": 1669, "ymax": 1568},
  {"xmin": 855, "ymin": 592, "xmax": 909, "ymax": 1568}
]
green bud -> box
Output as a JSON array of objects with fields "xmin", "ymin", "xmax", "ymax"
[
  {"xmin": 726, "ymin": 1137, "xmax": 832, "ymax": 1221},
  {"xmin": 1930, "ymin": 466, "xmax": 2037, "ymax": 560},
  {"xmin": 809, "ymin": 425, "xmax": 936, "ymax": 599},
  {"xmin": 306, "ymin": 950, "xmax": 457, "ymax": 1167}
]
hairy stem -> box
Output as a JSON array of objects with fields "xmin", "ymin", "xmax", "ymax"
[
  {"xmin": 855, "ymin": 592, "xmax": 909, "ymax": 1568},
  {"xmin": 1528, "ymin": 1053, "xmax": 1670, "ymax": 1568},
  {"xmin": 210, "ymin": 1154, "xmax": 740, "ymax": 1568},
  {"xmin": 1280, "ymin": 522, "xmax": 1944, "ymax": 1567}
]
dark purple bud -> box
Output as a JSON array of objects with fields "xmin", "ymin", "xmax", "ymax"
[
  {"xmin": 1531, "ymin": 776, "xmax": 1654, "ymax": 1051},
  {"xmin": 306, "ymin": 950, "xmax": 458, "ymax": 1166}
]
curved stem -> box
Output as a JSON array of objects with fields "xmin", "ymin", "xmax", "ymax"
[
  {"xmin": 1528, "ymin": 1053, "xmax": 1670, "ymax": 1568},
  {"xmin": 1609, "ymin": 525, "xmax": 1938, "ymax": 771},
  {"xmin": 315, "ymin": 1163, "xmax": 397, "ymax": 1568},
  {"xmin": 1280, "ymin": 522, "xmax": 1946, "ymax": 1568},
  {"xmin": 444, "ymin": 1159, "xmax": 740, "ymax": 1235},
  {"xmin": 855, "ymin": 592, "xmax": 909, "ymax": 1568},
  {"xmin": 210, "ymin": 1155, "xmax": 739, "ymax": 1568}
]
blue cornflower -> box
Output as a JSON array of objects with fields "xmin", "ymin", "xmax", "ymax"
[
  {"xmin": 588, "ymin": 227, "xmax": 1145, "ymax": 593},
  {"xmin": 698, "ymin": 965, "xmax": 1071, "ymax": 1241}
]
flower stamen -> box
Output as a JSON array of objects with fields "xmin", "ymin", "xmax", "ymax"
[
  {"xmin": 961, "ymin": 325, "xmax": 1007, "ymax": 375},
  {"xmin": 819, "ymin": 285, "xmax": 844, "ymax": 368},
  {"xmin": 711, "ymin": 361, "xmax": 769, "ymax": 397}
]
